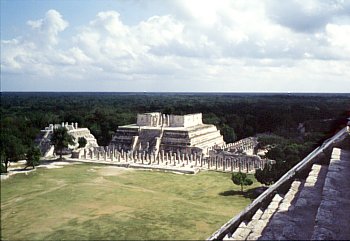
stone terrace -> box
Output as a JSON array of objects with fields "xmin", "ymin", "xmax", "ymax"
[{"xmin": 208, "ymin": 126, "xmax": 350, "ymax": 241}]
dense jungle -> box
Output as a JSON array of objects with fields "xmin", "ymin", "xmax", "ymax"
[{"xmin": 1, "ymin": 92, "xmax": 349, "ymax": 181}]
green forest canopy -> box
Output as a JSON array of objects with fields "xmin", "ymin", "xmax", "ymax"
[{"xmin": 1, "ymin": 92, "xmax": 349, "ymax": 175}]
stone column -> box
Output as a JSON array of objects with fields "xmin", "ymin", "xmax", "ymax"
[
  {"xmin": 105, "ymin": 147, "xmax": 109, "ymax": 158},
  {"xmin": 132, "ymin": 152, "xmax": 135, "ymax": 163}
]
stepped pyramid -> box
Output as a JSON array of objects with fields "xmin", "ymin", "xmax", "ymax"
[
  {"xmin": 209, "ymin": 126, "xmax": 350, "ymax": 241},
  {"xmin": 110, "ymin": 112, "xmax": 224, "ymax": 155}
]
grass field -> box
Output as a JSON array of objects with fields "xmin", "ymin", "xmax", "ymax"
[{"xmin": 1, "ymin": 163, "xmax": 261, "ymax": 240}]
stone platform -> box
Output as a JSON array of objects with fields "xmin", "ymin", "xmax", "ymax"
[
  {"xmin": 208, "ymin": 126, "xmax": 350, "ymax": 241},
  {"xmin": 221, "ymin": 147, "xmax": 350, "ymax": 240}
]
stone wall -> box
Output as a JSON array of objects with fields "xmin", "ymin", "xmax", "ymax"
[
  {"xmin": 137, "ymin": 112, "xmax": 162, "ymax": 127},
  {"xmin": 136, "ymin": 112, "xmax": 203, "ymax": 128},
  {"xmin": 169, "ymin": 113, "xmax": 202, "ymax": 127}
]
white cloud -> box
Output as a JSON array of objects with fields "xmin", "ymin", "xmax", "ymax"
[
  {"xmin": 326, "ymin": 24, "xmax": 350, "ymax": 54},
  {"xmin": 26, "ymin": 9, "xmax": 69, "ymax": 46},
  {"xmin": 1, "ymin": 2, "xmax": 350, "ymax": 92}
]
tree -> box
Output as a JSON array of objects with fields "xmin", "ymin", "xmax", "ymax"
[
  {"xmin": 255, "ymin": 142, "xmax": 305, "ymax": 185},
  {"xmin": 1, "ymin": 151, "xmax": 7, "ymax": 173},
  {"xmin": 221, "ymin": 124, "xmax": 237, "ymax": 143},
  {"xmin": 0, "ymin": 134, "xmax": 26, "ymax": 173},
  {"xmin": 255, "ymin": 164, "xmax": 275, "ymax": 185},
  {"xmin": 265, "ymin": 146, "xmax": 285, "ymax": 161},
  {"xmin": 25, "ymin": 146, "xmax": 41, "ymax": 169},
  {"xmin": 78, "ymin": 137, "xmax": 87, "ymax": 148},
  {"xmin": 231, "ymin": 172, "xmax": 253, "ymax": 193},
  {"xmin": 50, "ymin": 127, "xmax": 75, "ymax": 160}
]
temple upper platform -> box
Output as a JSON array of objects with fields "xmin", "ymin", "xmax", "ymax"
[{"xmin": 136, "ymin": 112, "xmax": 203, "ymax": 128}]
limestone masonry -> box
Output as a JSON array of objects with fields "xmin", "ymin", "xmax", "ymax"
[
  {"xmin": 110, "ymin": 112, "xmax": 225, "ymax": 155},
  {"xmin": 35, "ymin": 114, "xmax": 265, "ymax": 174},
  {"xmin": 209, "ymin": 126, "xmax": 350, "ymax": 241},
  {"xmin": 35, "ymin": 122, "xmax": 98, "ymax": 157}
]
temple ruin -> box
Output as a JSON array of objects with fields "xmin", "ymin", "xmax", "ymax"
[
  {"xmin": 110, "ymin": 112, "xmax": 225, "ymax": 155},
  {"xmin": 35, "ymin": 122, "xmax": 98, "ymax": 157}
]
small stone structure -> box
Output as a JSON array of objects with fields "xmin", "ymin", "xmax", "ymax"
[{"xmin": 35, "ymin": 122, "xmax": 98, "ymax": 157}]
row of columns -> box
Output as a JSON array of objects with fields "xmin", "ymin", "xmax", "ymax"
[
  {"xmin": 205, "ymin": 156, "xmax": 266, "ymax": 173},
  {"xmin": 80, "ymin": 148, "xmax": 266, "ymax": 173}
]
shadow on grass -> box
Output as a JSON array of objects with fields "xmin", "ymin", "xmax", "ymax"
[
  {"xmin": 12, "ymin": 167, "xmax": 34, "ymax": 171},
  {"xmin": 219, "ymin": 186, "xmax": 268, "ymax": 200}
]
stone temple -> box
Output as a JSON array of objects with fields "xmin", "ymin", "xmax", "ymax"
[
  {"xmin": 35, "ymin": 122, "xmax": 98, "ymax": 157},
  {"xmin": 110, "ymin": 112, "xmax": 225, "ymax": 155}
]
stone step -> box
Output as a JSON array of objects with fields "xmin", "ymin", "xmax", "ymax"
[
  {"xmin": 276, "ymin": 164, "xmax": 329, "ymax": 240},
  {"xmin": 256, "ymin": 180, "xmax": 304, "ymax": 240},
  {"xmin": 223, "ymin": 209, "xmax": 265, "ymax": 240},
  {"xmin": 312, "ymin": 148, "xmax": 350, "ymax": 240},
  {"xmin": 224, "ymin": 161, "xmax": 340, "ymax": 240},
  {"xmin": 229, "ymin": 194, "xmax": 283, "ymax": 240}
]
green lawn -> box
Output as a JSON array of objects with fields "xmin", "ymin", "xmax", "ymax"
[{"xmin": 1, "ymin": 163, "xmax": 261, "ymax": 240}]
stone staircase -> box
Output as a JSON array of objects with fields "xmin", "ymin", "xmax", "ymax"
[
  {"xmin": 136, "ymin": 129, "xmax": 162, "ymax": 152},
  {"xmin": 312, "ymin": 148, "xmax": 350, "ymax": 240},
  {"xmin": 222, "ymin": 147, "xmax": 350, "ymax": 240}
]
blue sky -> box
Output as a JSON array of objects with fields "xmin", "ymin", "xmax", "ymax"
[{"xmin": 1, "ymin": 0, "xmax": 350, "ymax": 92}]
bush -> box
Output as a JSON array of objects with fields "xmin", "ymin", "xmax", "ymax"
[{"xmin": 231, "ymin": 172, "xmax": 253, "ymax": 192}]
